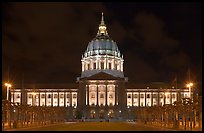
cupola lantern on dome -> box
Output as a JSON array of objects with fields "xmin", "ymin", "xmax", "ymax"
[{"xmin": 97, "ymin": 12, "xmax": 108, "ymax": 36}]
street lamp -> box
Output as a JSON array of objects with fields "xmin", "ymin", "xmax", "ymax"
[
  {"xmin": 5, "ymin": 83, "xmax": 12, "ymax": 101},
  {"xmin": 186, "ymin": 83, "xmax": 193, "ymax": 99}
]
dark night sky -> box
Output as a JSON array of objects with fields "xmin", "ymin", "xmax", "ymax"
[{"xmin": 2, "ymin": 2, "xmax": 202, "ymax": 93}]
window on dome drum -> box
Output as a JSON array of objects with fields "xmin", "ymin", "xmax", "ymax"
[
  {"xmin": 109, "ymin": 63, "xmax": 111, "ymax": 69},
  {"xmin": 93, "ymin": 62, "xmax": 96, "ymax": 69},
  {"xmin": 67, "ymin": 94, "xmax": 70, "ymax": 98},
  {"xmin": 147, "ymin": 94, "xmax": 150, "ymax": 98},
  {"xmin": 172, "ymin": 94, "xmax": 175, "ymax": 98},
  {"xmin": 114, "ymin": 63, "xmax": 117, "ymax": 70},
  {"xmin": 140, "ymin": 94, "xmax": 144, "ymax": 98},
  {"xmin": 48, "ymin": 94, "xmax": 51, "ymax": 98},
  {"xmin": 88, "ymin": 63, "xmax": 90, "ymax": 70},
  {"xmin": 101, "ymin": 62, "xmax": 104, "ymax": 69},
  {"xmin": 134, "ymin": 94, "xmax": 137, "ymax": 98}
]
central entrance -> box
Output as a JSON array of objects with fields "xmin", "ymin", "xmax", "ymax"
[{"xmin": 99, "ymin": 110, "xmax": 105, "ymax": 119}]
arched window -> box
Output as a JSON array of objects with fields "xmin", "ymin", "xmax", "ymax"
[{"xmin": 93, "ymin": 62, "xmax": 96, "ymax": 69}]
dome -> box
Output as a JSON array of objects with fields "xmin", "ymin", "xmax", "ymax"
[
  {"xmin": 84, "ymin": 35, "xmax": 121, "ymax": 57},
  {"xmin": 84, "ymin": 13, "xmax": 122, "ymax": 58}
]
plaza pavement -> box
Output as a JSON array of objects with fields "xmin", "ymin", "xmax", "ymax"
[{"xmin": 3, "ymin": 121, "xmax": 196, "ymax": 131}]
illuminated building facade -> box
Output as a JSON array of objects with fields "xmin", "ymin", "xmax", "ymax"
[{"xmin": 10, "ymin": 13, "xmax": 191, "ymax": 121}]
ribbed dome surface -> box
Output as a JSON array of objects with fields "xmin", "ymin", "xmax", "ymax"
[{"xmin": 84, "ymin": 35, "xmax": 121, "ymax": 57}]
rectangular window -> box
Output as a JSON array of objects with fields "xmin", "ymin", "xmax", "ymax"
[
  {"xmin": 128, "ymin": 94, "xmax": 131, "ymax": 98},
  {"xmin": 172, "ymin": 94, "xmax": 176, "ymax": 98},
  {"xmin": 60, "ymin": 94, "xmax": 64, "ymax": 98},
  {"xmin": 48, "ymin": 94, "xmax": 51, "ymax": 98},
  {"xmin": 147, "ymin": 94, "xmax": 150, "ymax": 98},
  {"xmin": 134, "ymin": 94, "xmax": 138, "ymax": 98},
  {"xmin": 54, "ymin": 94, "xmax": 58, "ymax": 98},
  {"xmin": 17, "ymin": 94, "xmax": 20, "ymax": 98},
  {"xmin": 153, "ymin": 94, "xmax": 157, "ymax": 98},
  {"xmin": 101, "ymin": 62, "xmax": 104, "ymax": 69},
  {"xmin": 100, "ymin": 94, "xmax": 104, "ymax": 98},
  {"xmin": 88, "ymin": 63, "xmax": 90, "ymax": 70},
  {"xmin": 41, "ymin": 94, "xmax": 45, "ymax": 98},
  {"xmin": 140, "ymin": 94, "xmax": 144, "ymax": 98},
  {"xmin": 67, "ymin": 94, "xmax": 70, "ymax": 98},
  {"xmin": 29, "ymin": 94, "xmax": 32, "ymax": 98},
  {"xmin": 73, "ymin": 94, "xmax": 77, "ymax": 98},
  {"xmin": 109, "ymin": 94, "xmax": 113, "ymax": 98}
]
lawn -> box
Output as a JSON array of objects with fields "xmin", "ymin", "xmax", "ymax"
[{"xmin": 9, "ymin": 122, "xmax": 177, "ymax": 131}]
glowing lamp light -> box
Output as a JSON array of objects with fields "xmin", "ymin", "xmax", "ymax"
[{"xmin": 5, "ymin": 83, "xmax": 12, "ymax": 87}]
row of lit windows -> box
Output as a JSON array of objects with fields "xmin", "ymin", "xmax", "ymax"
[
  {"xmin": 85, "ymin": 62, "xmax": 120, "ymax": 70},
  {"xmin": 84, "ymin": 50, "xmax": 121, "ymax": 58},
  {"xmin": 127, "ymin": 94, "xmax": 176, "ymax": 99},
  {"xmin": 91, "ymin": 94, "xmax": 113, "ymax": 99},
  {"xmin": 28, "ymin": 93, "xmax": 77, "ymax": 99}
]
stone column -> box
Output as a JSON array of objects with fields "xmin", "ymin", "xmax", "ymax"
[
  {"xmin": 115, "ymin": 85, "xmax": 117, "ymax": 106},
  {"xmin": 87, "ymin": 85, "xmax": 89, "ymax": 106},
  {"xmin": 64, "ymin": 92, "xmax": 66, "ymax": 107},
  {"xmin": 105, "ymin": 56, "xmax": 107, "ymax": 69},
  {"xmin": 82, "ymin": 62, "xmax": 84, "ymax": 71},
  {"xmin": 145, "ymin": 92, "xmax": 146, "ymax": 107},
  {"xmin": 132, "ymin": 92, "xmax": 133, "ymax": 106},
  {"xmin": 105, "ymin": 84, "xmax": 107, "ymax": 106},
  {"xmin": 45, "ymin": 92, "xmax": 47, "ymax": 107},
  {"xmin": 39, "ymin": 92, "xmax": 41, "ymax": 106},
  {"xmin": 151, "ymin": 92, "xmax": 153, "ymax": 106},
  {"xmin": 138, "ymin": 92, "xmax": 140, "ymax": 107},
  {"xmin": 120, "ymin": 61, "xmax": 123, "ymax": 72},
  {"xmin": 97, "ymin": 84, "xmax": 98, "ymax": 106},
  {"xmin": 58, "ymin": 92, "xmax": 59, "ymax": 107},
  {"xmin": 51, "ymin": 92, "xmax": 53, "ymax": 107}
]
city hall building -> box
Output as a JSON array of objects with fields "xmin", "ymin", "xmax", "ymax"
[{"xmin": 10, "ymin": 13, "xmax": 191, "ymax": 121}]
